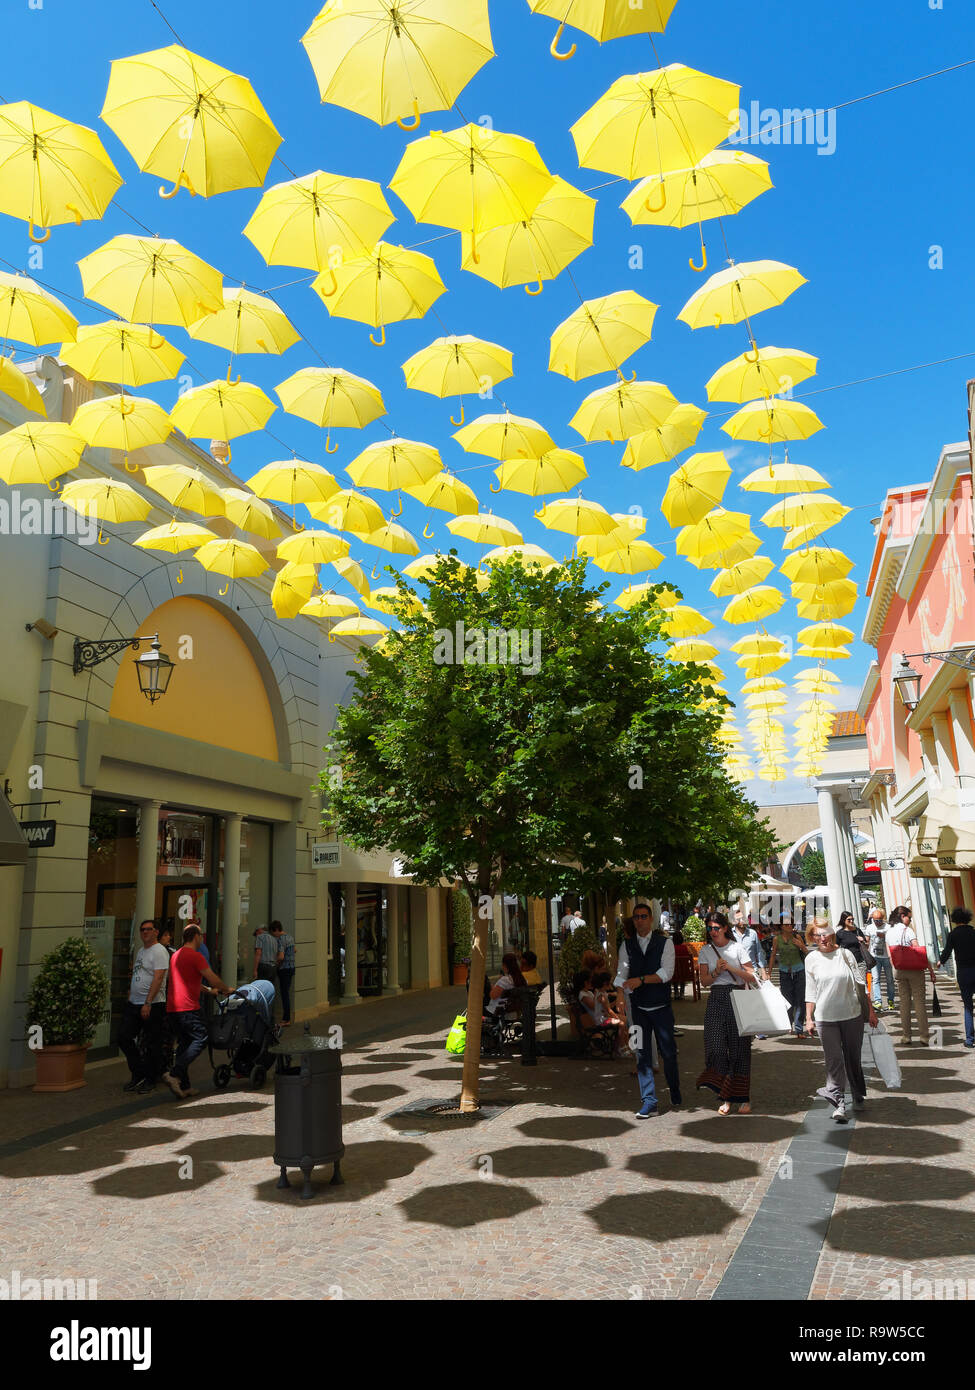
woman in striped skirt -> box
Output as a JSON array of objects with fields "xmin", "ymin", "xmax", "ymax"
[{"xmin": 696, "ymin": 912, "xmax": 758, "ymax": 1114}]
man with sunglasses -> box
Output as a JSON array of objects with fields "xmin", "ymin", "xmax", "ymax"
[{"xmin": 614, "ymin": 904, "xmax": 682, "ymax": 1117}]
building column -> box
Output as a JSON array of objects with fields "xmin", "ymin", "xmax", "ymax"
[
  {"xmin": 384, "ymin": 884, "xmax": 401, "ymax": 995},
  {"xmin": 919, "ymin": 728, "xmax": 942, "ymax": 793},
  {"xmin": 835, "ymin": 804, "xmax": 860, "ymax": 919},
  {"xmin": 223, "ymin": 813, "xmax": 242, "ymax": 985},
  {"xmin": 817, "ymin": 788, "xmax": 845, "ymax": 927},
  {"xmin": 931, "ymin": 711, "xmax": 959, "ymax": 791},
  {"xmin": 948, "ymin": 690, "xmax": 975, "ymax": 781},
  {"xmin": 134, "ymin": 800, "xmax": 161, "ymax": 936},
  {"xmin": 342, "ymin": 882, "xmax": 359, "ymax": 1002}
]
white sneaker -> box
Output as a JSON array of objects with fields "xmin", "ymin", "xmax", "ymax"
[{"xmin": 833, "ymin": 1105, "xmax": 848, "ymax": 1124}]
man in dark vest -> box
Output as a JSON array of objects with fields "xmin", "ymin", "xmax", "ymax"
[{"xmin": 614, "ymin": 903, "xmax": 682, "ymax": 1117}]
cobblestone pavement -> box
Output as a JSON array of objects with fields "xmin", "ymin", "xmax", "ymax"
[{"xmin": 1, "ymin": 982, "xmax": 971, "ymax": 1300}]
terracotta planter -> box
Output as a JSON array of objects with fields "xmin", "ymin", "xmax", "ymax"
[
  {"xmin": 452, "ymin": 964, "xmax": 469, "ymax": 986},
  {"xmin": 32, "ymin": 1043, "xmax": 89, "ymax": 1093}
]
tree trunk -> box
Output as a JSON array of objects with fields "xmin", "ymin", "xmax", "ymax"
[{"xmin": 460, "ymin": 891, "xmax": 489, "ymax": 1111}]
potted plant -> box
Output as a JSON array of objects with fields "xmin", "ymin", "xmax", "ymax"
[
  {"xmin": 682, "ymin": 914, "xmax": 706, "ymax": 959},
  {"xmin": 26, "ymin": 936, "xmax": 109, "ymax": 1092},
  {"xmin": 451, "ymin": 888, "xmax": 473, "ymax": 985}
]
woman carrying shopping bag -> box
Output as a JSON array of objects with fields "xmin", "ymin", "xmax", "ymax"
[
  {"xmin": 767, "ymin": 918, "xmax": 809, "ymax": 1038},
  {"xmin": 696, "ymin": 913, "xmax": 757, "ymax": 1115},
  {"xmin": 804, "ymin": 919, "xmax": 878, "ymax": 1124}
]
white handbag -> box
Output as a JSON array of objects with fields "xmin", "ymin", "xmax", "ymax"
[
  {"xmin": 860, "ymin": 1019, "xmax": 902, "ymax": 1089},
  {"xmin": 731, "ymin": 979, "xmax": 792, "ymax": 1036}
]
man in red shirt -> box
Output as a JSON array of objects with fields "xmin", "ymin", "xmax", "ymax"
[{"xmin": 164, "ymin": 922, "xmax": 234, "ymax": 1098}]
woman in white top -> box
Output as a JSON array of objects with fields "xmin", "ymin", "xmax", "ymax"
[
  {"xmin": 804, "ymin": 918, "xmax": 878, "ymax": 1124},
  {"xmin": 696, "ymin": 912, "xmax": 758, "ymax": 1115}
]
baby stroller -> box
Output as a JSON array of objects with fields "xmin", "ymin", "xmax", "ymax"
[{"xmin": 209, "ymin": 980, "xmax": 280, "ymax": 1089}]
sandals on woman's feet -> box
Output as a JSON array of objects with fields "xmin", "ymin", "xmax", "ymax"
[
  {"xmin": 718, "ymin": 1101, "xmax": 732, "ymax": 1115},
  {"xmin": 737, "ymin": 1102, "xmax": 752, "ymax": 1115}
]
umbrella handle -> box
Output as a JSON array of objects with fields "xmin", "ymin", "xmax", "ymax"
[
  {"xmin": 147, "ymin": 329, "xmax": 165, "ymax": 349},
  {"xmin": 46, "ymin": 477, "xmax": 60, "ymax": 493},
  {"xmin": 390, "ymin": 496, "xmax": 403, "ymax": 517},
  {"xmin": 449, "ymin": 403, "xmax": 465, "ymax": 426},
  {"xmin": 28, "ymin": 220, "xmax": 50, "ymax": 244},
  {"xmin": 489, "ymin": 479, "xmax": 501, "ymax": 493},
  {"xmin": 689, "ymin": 245, "xmax": 708, "ymax": 272},
  {"xmin": 744, "ymin": 340, "xmax": 760, "ymax": 363},
  {"xmin": 218, "ymin": 582, "xmax": 229, "ymax": 596},
  {"xmin": 159, "ymin": 172, "xmax": 195, "ymax": 199},
  {"xmin": 644, "ymin": 183, "xmax": 667, "ymax": 213},
  {"xmin": 396, "ymin": 100, "xmax": 422, "ymax": 131},
  {"xmin": 550, "ymin": 22, "xmax": 577, "ymax": 59},
  {"xmin": 226, "ymin": 365, "xmax": 241, "ymax": 385},
  {"xmin": 223, "ymin": 445, "xmax": 232, "ymax": 465},
  {"xmin": 369, "ymin": 325, "xmax": 386, "ymax": 347},
  {"xmin": 65, "ymin": 204, "xmax": 83, "ymax": 226},
  {"xmin": 469, "ymin": 228, "xmax": 480, "ymax": 265},
  {"xmin": 97, "ymin": 529, "xmax": 109, "ymax": 546},
  {"xmin": 328, "ymin": 629, "xmax": 337, "ymax": 643},
  {"xmin": 422, "ymin": 521, "xmax": 435, "ymax": 540},
  {"xmin": 324, "ymin": 433, "xmax": 339, "ymax": 453},
  {"xmin": 119, "ymin": 396, "xmax": 135, "ymax": 416},
  {"xmin": 318, "ymin": 266, "xmax": 338, "ymax": 298},
  {"xmin": 125, "ymin": 457, "xmax": 140, "ymax": 473},
  {"xmin": 370, "ymin": 564, "xmax": 379, "ymax": 580},
  {"xmin": 525, "ymin": 280, "xmax": 543, "ymax": 295},
  {"xmin": 533, "ymin": 508, "xmax": 544, "ymax": 520},
  {"xmin": 176, "ymin": 568, "xmax": 183, "ymax": 584}
]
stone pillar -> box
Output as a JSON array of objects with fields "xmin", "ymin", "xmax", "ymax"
[
  {"xmin": 342, "ymin": 882, "xmax": 358, "ymax": 1002},
  {"xmin": 817, "ymin": 788, "xmax": 845, "ymax": 927},
  {"xmin": 948, "ymin": 689, "xmax": 975, "ymax": 781},
  {"xmin": 134, "ymin": 800, "xmax": 161, "ymax": 935},
  {"xmin": 384, "ymin": 883, "xmax": 401, "ymax": 994},
  {"xmin": 919, "ymin": 729, "xmax": 942, "ymax": 793},
  {"xmin": 931, "ymin": 711, "xmax": 959, "ymax": 790},
  {"xmin": 223, "ymin": 812, "xmax": 242, "ymax": 985}
]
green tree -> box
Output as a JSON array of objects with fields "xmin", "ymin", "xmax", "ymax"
[
  {"xmin": 320, "ymin": 555, "xmax": 778, "ymax": 1109},
  {"xmin": 798, "ymin": 848, "xmax": 826, "ymax": 888}
]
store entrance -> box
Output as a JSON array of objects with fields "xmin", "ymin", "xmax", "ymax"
[{"xmin": 159, "ymin": 884, "xmax": 213, "ymax": 961}]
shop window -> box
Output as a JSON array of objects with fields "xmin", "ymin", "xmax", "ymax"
[{"xmin": 83, "ymin": 799, "xmax": 140, "ymax": 1051}]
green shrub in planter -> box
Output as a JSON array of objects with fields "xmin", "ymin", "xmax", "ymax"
[
  {"xmin": 558, "ymin": 920, "xmax": 602, "ymax": 999},
  {"xmin": 683, "ymin": 914, "xmax": 705, "ymax": 943},
  {"xmin": 26, "ymin": 937, "xmax": 109, "ymax": 1046}
]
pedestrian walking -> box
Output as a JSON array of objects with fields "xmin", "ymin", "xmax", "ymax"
[
  {"xmin": 864, "ymin": 907, "xmax": 896, "ymax": 1012},
  {"xmin": 696, "ymin": 912, "xmax": 757, "ymax": 1115},
  {"xmin": 887, "ymin": 905, "xmax": 937, "ymax": 1046},
  {"xmin": 804, "ymin": 919, "xmax": 877, "ymax": 1123},
  {"xmin": 269, "ymin": 920, "xmax": 296, "ymax": 1025},
  {"xmin": 613, "ymin": 904, "xmax": 681, "ymax": 1117},
  {"xmin": 766, "ymin": 918, "xmax": 809, "ymax": 1037},
  {"xmin": 119, "ymin": 920, "xmax": 169, "ymax": 1094},
  {"xmin": 164, "ymin": 923, "xmax": 235, "ymax": 1099},
  {"xmin": 939, "ymin": 907, "xmax": 975, "ymax": 1047},
  {"xmin": 253, "ymin": 924, "xmax": 281, "ymax": 985}
]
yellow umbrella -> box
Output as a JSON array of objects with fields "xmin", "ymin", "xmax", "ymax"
[
  {"xmin": 60, "ymin": 321, "xmax": 184, "ymax": 387},
  {"xmin": 460, "ymin": 176, "xmax": 595, "ymax": 293},
  {"xmin": 357, "ymin": 522, "xmax": 420, "ymax": 557},
  {"xmin": 571, "ymin": 66, "xmax": 740, "ymax": 177},
  {"xmin": 0, "ymin": 272, "xmax": 78, "ymax": 346},
  {"xmin": 797, "ymin": 622, "xmax": 855, "ymax": 648},
  {"xmin": 142, "ymin": 463, "xmax": 225, "ymax": 516},
  {"xmin": 493, "ymin": 449, "xmax": 586, "ymax": 497},
  {"xmin": 275, "ymin": 366, "xmax": 385, "ymax": 449},
  {"xmin": 661, "ymin": 606, "xmax": 713, "ymax": 639},
  {"xmin": 783, "ymin": 521, "xmax": 846, "ymax": 551},
  {"xmin": 528, "ymin": 0, "xmax": 677, "ymax": 58},
  {"xmin": 331, "ymin": 555, "xmax": 371, "ymax": 596},
  {"xmin": 604, "ymin": 512, "xmax": 647, "ymax": 540},
  {"xmin": 706, "ymin": 345, "xmax": 818, "ymax": 403},
  {"xmin": 402, "ymin": 335, "xmax": 513, "ymax": 424},
  {"xmin": 549, "ymin": 291, "xmax": 658, "ymax": 380},
  {"xmin": 72, "ymin": 394, "xmax": 172, "ymax": 456},
  {"xmin": 328, "ymin": 616, "xmax": 389, "ymax": 642},
  {"xmin": 578, "ymin": 538, "xmax": 663, "ymax": 574},
  {"xmin": 677, "ymin": 260, "xmax": 807, "ymax": 343},
  {"xmin": 446, "ymin": 512, "xmax": 523, "ymax": 546},
  {"xmin": 346, "ymin": 439, "xmax": 442, "ymax": 493},
  {"xmin": 195, "ymin": 538, "xmax": 268, "ymax": 584},
  {"xmin": 366, "ymin": 586, "xmax": 425, "ymax": 616},
  {"xmin": 271, "ymin": 565, "xmax": 320, "ymax": 620},
  {"xmin": 482, "ymin": 543, "xmax": 560, "ymax": 572},
  {"xmin": 738, "ymin": 651, "xmax": 788, "ymax": 674},
  {"xmin": 169, "ymin": 381, "xmax": 275, "ymax": 457},
  {"xmin": 310, "ymin": 488, "xmax": 386, "ymax": 535},
  {"xmin": 709, "ymin": 556, "xmax": 774, "ymax": 596},
  {"xmin": 403, "ymin": 553, "xmax": 447, "ymax": 581},
  {"xmin": 220, "ymin": 487, "xmax": 282, "ymax": 540},
  {"xmin": 660, "ymin": 450, "xmax": 731, "ymax": 527},
  {"xmin": 723, "ymin": 399, "xmax": 825, "ymax": 444},
  {"xmin": 722, "ymin": 585, "xmax": 785, "ymax": 624},
  {"xmin": 0, "ymin": 421, "xmax": 85, "ymax": 486},
  {"xmin": 187, "ymin": 287, "xmax": 299, "ymax": 356},
  {"xmin": 247, "ymin": 459, "xmax": 338, "ymax": 508},
  {"xmin": 0, "ymin": 101, "xmax": 121, "ymax": 240},
  {"xmin": 676, "ymin": 507, "xmax": 750, "ymax": 562},
  {"xmin": 780, "ymin": 547, "xmax": 853, "ymax": 585},
  {"xmin": 570, "ymin": 378, "xmax": 678, "ymax": 441},
  {"xmin": 312, "ymin": 241, "xmax": 445, "ymax": 345},
  {"xmin": 536, "ymin": 495, "xmax": 619, "ymax": 537},
  {"xmin": 277, "ymin": 530, "xmax": 351, "ymax": 566},
  {"xmin": 686, "ymin": 532, "xmax": 760, "ymax": 571},
  {"xmin": 731, "ymin": 634, "xmax": 788, "ymax": 658},
  {"xmin": 243, "ymin": 170, "xmax": 394, "ymax": 268},
  {"xmin": 301, "ymin": 592, "xmax": 361, "ymax": 619},
  {"xmin": 666, "ymin": 638, "xmax": 719, "ymax": 662},
  {"xmin": 101, "ymin": 45, "xmax": 281, "ymax": 198},
  {"xmin": 454, "ymin": 411, "xmax": 555, "ymax": 460},
  {"xmin": 77, "ymin": 235, "xmax": 223, "ymax": 327},
  {"xmin": 403, "ymin": 470, "xmax": 479, "ymax": 517},
  {"xmin": 795, "ymin": 666, "xmax": 840, "ymax": 685},
  {"xmin": 0, "ymin": 357, "xmax": 46, "ymax": 416},
  {"xmin": 740, "ymin": 460, "xmax": 828, "ymax": 493},
  {"xmin": 762, "ymin": 494, "xmax": 850, "ymax": 533},
  {"xmin": 390, "ymin": 124, "xmax": 554, "ymax": 262},
  {"xmin": 60, "ymin": 478, "xmax": 152, "ymax": 530},
  {"xmin": 613, "ymin": 583, "xmax": 679, "ymax": 611},
  {"xmin": 741, "ymin": 677, "xmax": 786, "ymax": 694},
  {"xmin": 133, "ymin": 520, "xmax": 217, "ymax": 554},
  {"xmin": 621, "ymin": 404, "xmax": 707, "ymax": 470},
  {"xmin": 301, "ymin": 1, "xmax": 495, "ymax": 129},
  {"xmin": 744, "ymin": 692, "xmax": 788, "ymax": 711},
  {"xmin": 793, "ymin": 578, "xmax": 858, "ymax": 616}
]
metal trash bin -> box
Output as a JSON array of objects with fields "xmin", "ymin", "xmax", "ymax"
[
  {"xmin": 269, "ymin": 1032, "xmax": 344, "ymax": 1198},
  {"xmin": 509, "ymin": 986, "xmax": 538, "ymax": 1067}
]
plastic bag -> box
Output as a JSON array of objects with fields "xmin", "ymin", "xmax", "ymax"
[
  {"xmin": 445, "ymin": 1013, "xmax": 468, "ymax": 1055},
  {"xmin": 861, "ymin": 1019, "xmax": 901, "ymax": 1089}
]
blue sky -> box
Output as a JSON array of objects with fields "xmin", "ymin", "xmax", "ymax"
[{"xmin": 2, "ymin": 0, "xmax": 974, "ymax": 802}]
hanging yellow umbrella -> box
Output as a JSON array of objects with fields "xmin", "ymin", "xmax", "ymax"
[
  {"xmin": 731, "ymin": 634, "xmax": 788, "ymax": 659},
  {"xmin": 275, "ymin": 366, "xmax": 385, "ymax": 450},
  {"xmin": 570, "ymin": 377, "xmax": 678, "ymax": 441},
  {"xmin": 709, "ymin": 555, "xmax": 774, "ymax": 596},
  {"xmin": 220, "ymin": 487, "xmax": 282, "ymax": 540},
  {"xmin": 133, "ymin": 520, "xmax": 218, "ymax": 554},
  {"xmin": 301, "ymin": 1, "xmax": 495, "ymax": 129},
  {"xmin": 187, "ymin": 287, "xmax": 299, "ymax": 356},
  {"xmin": 0, "ymin": 271, "xmax": 78, "ymax": 345},
  {"xmin": 270, "ymin": 565, "xmax": 320, "ymax": 620},
  {"xmin": 783, "ymin": 521, "xmax": 846, "ymax": 551},
  {"xmin": 357, "ymin": 521, "xmax": 420, "ymax": 557},
  {"xmin": 676, "ymin": 507, "xmax": 751, "ymax": 562},
  {"xmin": 366, "ymin": 586, "xmax": 426, "ymax": 616},
  {"xmin": 762, "ymin": 493, "xmax": 850, "ymax": 533},
  {"xmin": 742, "ymin": 676, "xmax": 786, "ymax": 694},
  {"xmin": 0, "ymin": 357, "xmax": 46, "ymax": 416},
  {"xmin": 493, "ymin": 449, "xmax": 586, "ymax": 497},
  {"xmin": 169, "ymin": 381, "xmax": 276, "ymax": 457},
  {"xmin": 737, "ymin": 651, "xmax": 789, "ymax": 676},
  {"xmin": 243, "ymin": 169, "xmax": 394, "ymax": 268},
  {"xmin": 797, "ymin": 621, "xmax": 855, "ymax": 648},
  {"xmin": 0, "ymin": 101, "xmax": 122, "ymax": 240},
  {"xmin": 77, "ymin": 235, "xmax": 223, "ymax": 327},
  {"xmin": 528, "ymin": 0, "xmax": 678, "ymax": 59},
  {"xmin": 328, "ymin": 615, "xmax": 389, "ymax": 642},
  {"xmin": 661, "ymin": 606, "xmax": 713, "ymax": 639},
  {"xmin": 722, "ymin": 585, "xmax": 785, "ymax": 625},
  {"xmin": 390, "ymin": 124, "xmax": 554, "ymax": 262},
  {"xmin": 621, "ymin": 404, "xmax": 707, "ymax": 470},
  {"xmin": 403, "ymin": 553, "xmax": 447, "ymax": 580},
  {"xmin": 793, "ymin": 577, "xmax": 858, "ymax": 616},
  {"xmin": 706, "ymin": 345, "xmax": 818, "ymax": 403},
  {"xmin": 0, "ymin": 421, "xmax": 85, "ymax": 486},
  {"xmin": 277, "ymin": 530, "xmax": 351, "ymax": 566},
  {"xmin": 578, "ymin": 537, "xmax": 663, "ymax": 575},
  {"xmin": 301, "ymin": 591, "xmax": 361, "ymax": 619},
  {"xmin": 571, "ymin": 66, "xmax": 740, "ymax": 177},
  {"xmin": 482, "ymin": 543, "xmax": 561, "ymax": 572},
  {"xmin": 309, "ymin": 488, "xmax": 386, "ymax": 535},
  {"xmin": 60, "ymin": 321, "xmax": 184, "ymax": 387},
  {"xmin": 661, "ymin": 450, "xmax": 731, "ymax": 527},
  {"xmin": 536, "ymin": 495, "xmax": 619, "ymax": 537},
  {"xmin": 142, "ymin": 463, "xmax": 225, "ymax": 517},
  {"xmin": 613, "ymin": 583, "xmax": 679, "ymax": 611},
  {"xmin": 744, "ymin": 691, "xmax": 788, "ymax": 711},
  {"xmin": 195, "ymin": 538, "xmax": 269, "ymax": 585},
  {"xmin": 60, "ymin": 478, "xmax": 152, "ymax": 532},
  {"xmin": 780, "ymin": 547, "xmax": 853, "ymax": 585},
  {"xmin": 549, "ymin": 290, "xmax": 658, "ymax": 380},
  {"xmin": 459, "ymin": 176, "xmax": 595, "ymax": 293},
  {"xmin": 101, "ymin": 45, "xmax": 281, "ymax": 199},
  {"xmin": 454, "ymin": 411, "xmax": 555, "ymax": 460},
  {"xmin": 72, "ymin": 394, "xmax": 173, "ymax": 457},
  {"xmin": 686, "ymin": 531, "xmax": 761, "ymax": 571},
  {"xmin": 446, "ymin": 512, "xmax": 523, "ymax": 546},
  {"xmin": 666, "ymin": 638, "xmax": 719, "ymax": 663},
  {"xmin": 740, "ymin": 459, "xmax": 828, "ymax": 493},
  {"xmin": 402, "ymin": 335, "xmax": 513, "ymax": 424},
  {"xmin": 346, "ymin": 438, "xmax": 442, "ymax": 493},
  {"xmin": 403, "ymin": 470, "xmax": 479, "ymax": 518},
  {"xmin": 723, "ymin": 399, "xmax": 824, "ymax": 444},
  {"xmin": 312, "ymin": 241, "xmax": 445, "ymax": 345},
  {"xmin": 248, "ymin": 459, "xmax": 339, "ymax": 508},
  {"xmin": 331, "ymin": 555, "xmax": 371, "ymax": 596},
  {"xmin": 677, "ymin": 260, "xmax": 807, "ymax": 343}
]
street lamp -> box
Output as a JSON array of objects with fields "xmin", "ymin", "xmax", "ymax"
[
  {"xmin": 73, "ymin": 631, "xmax": 175, "ymax": 703},
  {"xmin": 892, "ymin": 653, "xmax": 922, "ymax": 712}
]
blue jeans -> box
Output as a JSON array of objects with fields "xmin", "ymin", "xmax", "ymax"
[
  {"xmin": 633, "ymin": 1004, "xmax": 681, "ymax": 1109},
  {"xmin": 277, "ymin": 968, "xmax": 295, "ymax": 1022},
  {"xmin": 870, "ymin": 956, "xmax": 896, "ymax": 1007},
  {"xmin": 958, "ymin": 966, "xmax": 975, "ymax": 1046},
  {"xmin": 170, "ymin": 1009, "xmax": 208, "ymax": 1087}
]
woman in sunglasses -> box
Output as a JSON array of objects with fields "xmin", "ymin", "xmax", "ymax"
[
  {"xmin": 804, "ymin": 919, "xmax": 877, "ymax": 1123},
  {"xmin": 697, "ymin": 912, "xmax": 758, "ymax": 1115}
]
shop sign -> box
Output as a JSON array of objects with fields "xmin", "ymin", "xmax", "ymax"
[
  {"xmin": 19, "ymin": 818, "xmax": 56, "ymax": 848},
  {"xmin": 958, "ymin": 788, "xmax": 975, "ymax": 823},
  {"xmin": 83, "ymin": 916, "xmax": 115, "ymax": 1049},
  {"xmin": 880, "ymin": 855, "xmax": 906, "ymax": 872},
  {"xmin": 312, "ymin": 841, "xmax": 341, "ymax": 869},
  {"xmin": 918, "ymin": 839, "xmax": 938, "ymax": 855}
]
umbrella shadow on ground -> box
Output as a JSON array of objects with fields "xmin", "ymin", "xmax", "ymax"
[
  {"xmin": 478, "ymin": 1144, "xmax": 608, "ymax": 1179},
  {"xmin": 348, "ymin": 1084, "xmax": 409, "ymax": 1102},
  {"xmin": 0, "ymin": 1124, "xmax": 187, "ymax": 1179},
  {"xmin": 162, "ymin": 1102, "xmax": 265, "ymax": 1120},
  {"xmin": 399, "ymin": 1179, "xmax": 542, "ymax": 1228},
  {"xmin": 587, "ymin": 1191, "xmax": 741, "ymax": 1242},
  {"xmin": 835, "ymin": 1126, "xmax": 961, "ymax": 1158},
  {"xmin": 678, "ymin": 1116, "xmax": 801, "ymax": 1145},
  {"xmin": 341, "ymin": 1104, "xmax": 378, "ymax": 1125},
  {"xmin": 897, "ymin": 1066, "xmax": 969, "ymax": 1094},
  {"xmin": 627, "ymin": 1149, "xmax": 761, "ymax": 1183},
  {"xmin": 845, "ymin": 1097, "xmax": 966, "ymax": 1128},
  {"xmin": 90, "ymin": 1159, "xmax": 226, "ymax": 1198},
  {"xmin": 255, "ymin": 1139, "xmax": 435, "ymax": 1205},
  {"xmin": 341, "ymin": 1062, "xmax": 413, "ymax": 1075},
  {"xmin": 827, "ymin": 1204, "xmax": 975, "ymax": 1260},
  {"xmin": 517, "ymin": 1114, "xmax": 635, "ymax": 1140},
  {"xmin": 837, "ymin": 1161, "xmax": 975, "ymax": 1203}
]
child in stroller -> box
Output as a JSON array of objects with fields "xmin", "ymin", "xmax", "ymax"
[{"xmin": 210, "ymin": 979, "xmax": 281, "ymax": 1089}]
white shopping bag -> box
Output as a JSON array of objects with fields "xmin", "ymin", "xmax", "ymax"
[
  {"xmin": 861, "ymin": 1019, "xmax": 901, "ymax": 1089},
  {"xmin": 731, "ymin": 980, "xmax": 792, "ymax": 1037}
]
